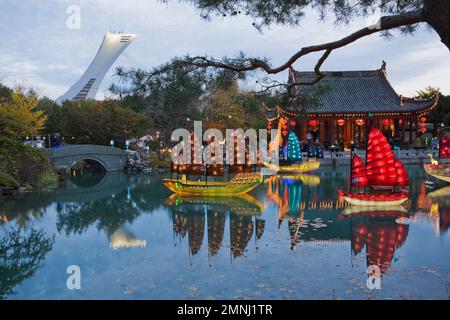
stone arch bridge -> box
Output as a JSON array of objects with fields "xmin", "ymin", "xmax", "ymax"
[{"xmin": 47, "ymin": 145, "xmax": 127, "ymax": 173}]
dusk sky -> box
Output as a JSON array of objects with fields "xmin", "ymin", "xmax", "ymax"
[{"xmin": 1, "ymin": 0, "xmax": 449, "ymax": 100}]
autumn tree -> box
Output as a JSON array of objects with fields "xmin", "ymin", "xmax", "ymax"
[{"xmin": 0, "ymin": 88, "xmax": 47, "ymax": 139}]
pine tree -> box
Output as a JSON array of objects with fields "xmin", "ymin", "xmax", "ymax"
[{"xmin": 287, "ymin": 131, "xmax": 302, "ymax": 162}]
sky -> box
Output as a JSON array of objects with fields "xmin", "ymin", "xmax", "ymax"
[{"xmin": 0, "ymin": 0, "xmax": 449, "ymax": 100}]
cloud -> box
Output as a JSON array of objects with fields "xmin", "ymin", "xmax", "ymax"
[{"xmin": 0, "ymin": 0, "xmax": 448, "ymax": 100}]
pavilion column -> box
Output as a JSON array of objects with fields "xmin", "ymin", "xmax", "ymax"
[
  {"xmin": 409, "ymin": 119, "xmax": 413, "ymax": 143},
  {"xmin": 319, "ymin": 120, "xmax": 326, "ymax": 143},
  {"xmin": 301, "ymin": 120, "xmax": 307, "ymax": 141},
  {"xmin": 328, "ymin": 120, "xmax": 335, "ymax": 144},
  {"xmin": 401, "ymin": 118, "xmax": 406, "ymax": 143}
]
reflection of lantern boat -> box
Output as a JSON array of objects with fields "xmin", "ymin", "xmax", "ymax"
[
  {"xmin": 264, "ymin": 174, "xmax": 321, "ymax": 187},
  {"xmin": 338, "ymin": 128, "xmax": 409, "ymax": 206},
  {"xmin": 164, "ymin": 193, "xmax": 264, "ymax": 216},
  {"xmin": 263, "ymin": 160, "xmax": 320, "ymax": 174},
  {"xmin": 167, "ymin": 194, "xmax": 265, "ymax": 259},
  {"xmin": 424, "ymin": 126, "xmax": 450, "ymax": 182},
  {"xmin": 343, "ymin": 209, "xmax": 409, "ymax": 275},
  {"xmin": 162, "ymin": 173, "xmax": 262, "ymax": 196}
]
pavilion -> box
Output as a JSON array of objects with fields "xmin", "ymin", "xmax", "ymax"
[{"xmin": 266, "ymin": 62, "xmax": 440, "ymax": 149}]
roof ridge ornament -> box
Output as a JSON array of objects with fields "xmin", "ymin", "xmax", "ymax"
[{"xmin": 379, "ymin": 60, "xmax": 387, "ymax": 76}]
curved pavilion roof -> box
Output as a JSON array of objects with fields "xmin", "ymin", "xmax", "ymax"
[{"xmin": 266, "ymin": 63, "xmax": 439, "ymax": 119}]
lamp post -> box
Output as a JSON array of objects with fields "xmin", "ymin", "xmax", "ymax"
[
  {"xmin": 110, "ymin": 140, "xmax": 114, "ymax": 147},
  {"xmin": 125, "ymin": 140, "xmax": 130, "ymax": 153}
]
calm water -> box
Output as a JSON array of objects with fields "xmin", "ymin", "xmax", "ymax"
[{"xmin": 1, "ymin": 165, "xmax": 450, "ymax": 300}]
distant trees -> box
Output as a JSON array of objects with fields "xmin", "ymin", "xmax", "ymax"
[
  {"xmin": 111, "ymin": 60, "xmax": 267, "ymax": 159},
  {"xmin": 46, "ymin": 99, "xmax": 153, "ymax": 147},
  {"xmin": 416, "ymin": 86, "xmax": 450, "ymax": 126}
]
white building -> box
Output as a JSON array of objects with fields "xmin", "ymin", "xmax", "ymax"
[{"xmin": 56, "ymin": 32, "xmax": 137, "ymax": 105}]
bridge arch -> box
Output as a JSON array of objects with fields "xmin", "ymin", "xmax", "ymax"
[
  {"xmin": 47, "ymin": 144, "xmax": 127, "ymax": 173},
  {"xmin": 69, "ymin": 156, "xmax": 111, "ymax": 173}
]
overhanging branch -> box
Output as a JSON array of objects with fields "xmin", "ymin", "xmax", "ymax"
[{"xmin": 182, "ymin": 8, "xmax": 426, "ymax": 83}]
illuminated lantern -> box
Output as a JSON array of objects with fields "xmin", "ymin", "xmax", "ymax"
[
  {"xmin": 420, "ymin": 122, "xmax": 426, "ymax": 128},
  {"xmin": 337, "ymin": 119, "xmax": 345, "ymax": 126},
  {"xmin": 420, "ymin": 117, "xmax": 427, "ymax": 123},
  {"xmin": 290, "ymin": 120, "xmax": 297, "ymax": 127},
  {"xmin": 355, "ymin": 119, "xmax": 365, "ymax": 126},
  {"xmin": 282, "ymin": 125, "xmax": 288, "ymax": 130},
  {"xmin": 282, "ymin": 130, "xmax": 288, "ymax": 136},
  {"xmin": 381, "ymin": 119, "xmax": 390, "ymax": 126},
  {"xmin": 399, "ymin": 119, "xmax": 403, "ymax": 124},
  {"xmin": 308, "ymin": 120, "xmax": 319, "ymax": 127},
  {"xmin": 421, "ymin": 128, "xmax": 427, "ymax": 133}
]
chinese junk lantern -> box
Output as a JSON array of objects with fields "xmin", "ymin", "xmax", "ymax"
[{"xmin": 337, "ymin": 119, "xmax": 345, "ymax": 126}]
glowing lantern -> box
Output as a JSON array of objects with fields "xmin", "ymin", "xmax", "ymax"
[
  {"xmin": 421, "ymin": 128, "xmax": 427, "ymax": 133},
  {"xmin": 290, "ymin": 120, "xmax": 297, "ymax": 127},
  {"xmin": 381, "ymin": 119, "xmax": 390, "ymax": 126},
  {"xmin": 337, "ymin": 119, "xmax": 345, "ymax": 126},
  {"xmin": 282, "ymin": 130, "xmax": 288, "ymax": 136},
  {"xmin": 308, "ymin": 120, "xmax": 319, "ymax": 127},
  {"xmin": 420, "ymin": 117, "xmax": 427, "ymax": 123},
  {"xmin": 355, "ymin": 119, "xmax": 365, "ymax": 126},
  {"xmin": 420, "ymin": 122, "xmax": 426, "ymax": 128}
]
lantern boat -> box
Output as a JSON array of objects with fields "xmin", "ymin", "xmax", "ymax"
[
  {"xmin": 263, "ymin": 160, "xmax": 320, "ymax": 174},
  {"xmin": 162, "ymin": 173, "xmax": 262, "ymax": 196},
  {"xmin": 424, "ymin": 126, "xmax": 450, "ymax": 183},
  {"xmin": 338, "ymin": 128, "xmax": 409, "ymax": 206}
]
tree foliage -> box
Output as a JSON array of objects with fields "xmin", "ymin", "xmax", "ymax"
[
  {"xmin": 46, "ymin": 100, "xmax": 153, "ymax": 147},
  {"xmin": 0, "ymin": 88, "xmax": 47, "ymax": 139},
  {"xmin": 416, "ymin": 86, "xmax": 450, "ymax": 125}
]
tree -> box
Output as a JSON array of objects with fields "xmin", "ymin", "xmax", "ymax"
[
  {"xmin": 167, "ymin": 0, "xmax": 449, "ymax": 87},
  {"xmin": 287, "ymin": 131, "xmax": 302, "ymax": 162},
  {"xmin": 47, "ymin": 99, "xmax": 153, "ymax": 147},
  {"xmin": 416, "ymin": 86, "xmax": 450, "ymax": 125},
  {"xmin": 0, "ymin": 88, "xmax": 47, "ymax": 139}
]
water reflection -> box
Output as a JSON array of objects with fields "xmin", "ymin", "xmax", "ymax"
[
  {"xmin": 0, "ymin": 166, "xmax": 449, "ymax": 299},
  {"xmin": 0, "ymin": 228, "xmax": 55, "ymax": 299},
  {"xmin": 166, "ymin": 195, "xmax": 265, "ymax": 259}
]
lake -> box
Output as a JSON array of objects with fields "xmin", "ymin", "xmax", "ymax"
[{"xmin": 1, "ymin": 165, "xmax": 449, "ymax": 299}]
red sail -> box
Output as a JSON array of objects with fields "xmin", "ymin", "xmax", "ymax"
[
  {"xmin": 394, "ymin": 159, "xmax": 409, "ymax": 186},
  {"xmin": 351, "ymin": 154, "xmax": 369, "ymax": 187},
  {"xmin": 440, "ymin": 131, "xmax": 450, "ymax": 159},
  {"xmin": 366, "ymin": 128, "xmax": 397, "ymax": 186}
]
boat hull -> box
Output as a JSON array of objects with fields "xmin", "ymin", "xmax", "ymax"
[
  {"xmin": 424, "ymin": 164, "xmax": 450, "ymax": 182},
  {"xmin": 339, "ymin": 190, "xmax": 409, "ymax": 206},
  {"xmin": 162, "ymin": 174, "xmax": 262, "ymax": 196},
  {"xmin": 264, "ymin": 160, "xmax": 320, "ymax": 174}
]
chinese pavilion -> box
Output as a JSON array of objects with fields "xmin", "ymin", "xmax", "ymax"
[{"xmin": 266, "ymin": 62, "xmax": 440, "ymax": 149}]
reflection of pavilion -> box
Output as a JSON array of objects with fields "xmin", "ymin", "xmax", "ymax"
[
  {"xmin": 265, "ymin": 174, "xmax": 411, "ymax": 274},
  {"xmin": 109, "ymin": 227, "xmax": 147, "ymax": 250},
  {"xmin": 166, "ymin": 195, "xmax": 264, "ymax": 260}
]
